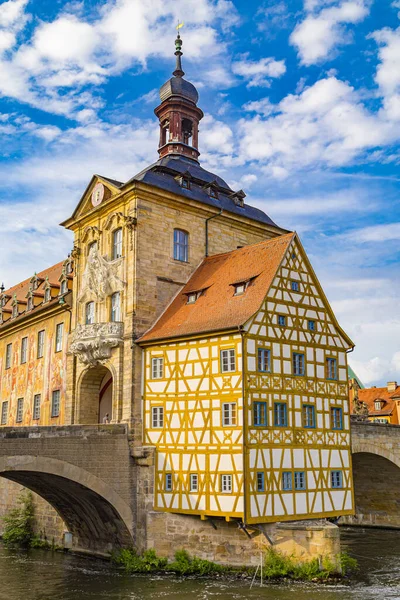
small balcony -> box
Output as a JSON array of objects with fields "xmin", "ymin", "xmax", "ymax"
[{"xmin": 69, "ymin": 322, "xmax": 124, "ymax": 366}]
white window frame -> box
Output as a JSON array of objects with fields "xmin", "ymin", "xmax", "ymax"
[
  {"xmin": 189, "ymin": 473, "xmax": 198, "ymax": 492},
  {"xmin": 33, "ymin": 394, "xmax": 41, "ymax": 420},
  {"xmin": 151, "ymin": 406, "xmax": 164, "ymax": 428},
  {"xmin": 55, "ymin": 323, "xmax": 63, "ymax": 352},
  {"xmin": 44, "ymin": 287, "xmax": 51, "ymax": 303},
  {"xmin": 51, "ymin": 390, "xmax": 60, "ymax": 418},
  {"xmin": 112, "ymin": 228, "xmax": 123, "ymax": 260},
  {"xmin": 85, "ymin": 301, "xmax": 95, "ymax": 325},
  {"xmin": 220, "ymin": 348, "xmax": 236, "ymax": 373},
  {"xmin": 111, "ymin": 292, "xmax": 121, "ymax": 322},
  {"xmin": 5, "ymin": 343, "xmax": 12, "ymax": 369},
  {"xmin": 220, "ymin": 474, "xmax": 232, "ymax": 493},
  {"xmin": 16, "ymin": 398, "xmax": 24, "ymax": 423},
  {"xmin": 20, "ymin": 337, "xmax": 28, "ymax": 364},
  {"xmin": 1, "ymin": 401, "xmax": 8, "ymax": 425},
  {"xmin": 222, "ymin": 402, "xmax": 237, "ymax": 427},
  {"xmin": 60, "ymin": 280, "xmax": 68, "ymax": 295},
  {"xmin": 37, "ymin": 330, "xmax": 45, "ymax": 359},
  {"xmin": 152, "ymin": 357, "xmax": 164, "ymax": 379}
]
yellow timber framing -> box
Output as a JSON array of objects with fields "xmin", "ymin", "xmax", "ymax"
[{"xmin": 140, "ymin": 232, "xmax": 355, "ymax": 524}]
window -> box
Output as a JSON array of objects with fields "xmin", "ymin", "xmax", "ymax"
[
  {"xmin": 331, "ymin": 407, "xmax": 343, "ymax": 430},
  {"xmin": 1, "ymin": 401, "xmax": 8, "ymax": 425},
  {"xmin": 55, "ymin": 323, "xmax": 63, "ymax": 352},
  {"xmin": 27, "ymin": 297, "xmax": 33, "ymax": 311},
  {"xmin": 165, "ymin": 473, "xmax": 173, "ymax": 492},
  {"xmin": 220, "ymin": 474, "xmax": 232, "ymax": 493},
  {"xmin": 66, "ymin": 261, "xmax": 73, "ymax": 275},
  {"xmin": 256, "ymin": 472, "xmax": 265, "ymax": 492},
  {"xmin": 326, "ymin": 357, "xmax": 337, "ymax": 380},
  {"xmin": 51, "ymin": 390, "xmax": 60, "ymax": 418},
  {"xmin": 111, "ymin": 292, "xmax": 121, "ymax": 322},
  {"xmin": 258, "ymin": 348, "xmax": 271, "ymax": 372},
  {"xmin": 5, "ymin": 343, "xmax": 12, "ymax": 369},
  {"xmin": 151, "ymin": 406, "xmax": 164, "ymax": 428},
  {"xmin": 374, "ymin": 400, "xmax": 382, "ymax": 411},
  {"xmin": 293, "ymin": 352, "xmax": 305, "ymax": 376},
  {"xmin": 294, "ymin": 471, "xmax": 306, "ymax": 490},
  {"xmin": 222, "ymin": 402, "xmax": 237, "ymax": 426},
  {"xmin": 152, "ymin": 357, "xmax": 164, "ymax": 379},
  {"xmin": 274, "ymin": 403, "xmax": 287, "ymax": 427},
  {"xmin": 112, "ymin": 228, "xmax": 123, "ymax": 260},
  {"xmin": 186, "ymin": 291, "xmax": 202, "ymax": 304},
  {"xmin": 209, "ymin": 187, "xmax": 218, "ymax": 199},
  {"xmin": 33, "ymin": 394, "xmax": 41, "ymax": 420},
  {"xmin": 20, "ymin": 337, "xmax": 28, "ymax": 364},
  {"xmin": 253, "ymin": 402, "xmax": 267, "ymax": 426},
  {"xmin": 37, "ymin": 330, "xmax": 45, "ymax": 359},
  {"xmin": 173, "ymin": 229, "xmax": 189, "ymax": 262},
  {"xmin": 234, "ymin": 282, "xmax": 247, "ymax": 296},
  {"xmin": 282, "ymin": 472, "xmax": 292, "ymax": 491},
  {"xmin": 16, "ymin": 398, "xmax": 23, "ymax": 423},
  {"xmin": 60, "ymin": 280, "xmax": 68, "ymax": 295},
  {"xmin": 308, "ymin": 320, "xmax": 315, "ymax": 331},
  {"xmin": 220, "ymin": 348, "xmax": 235, "ymax": 373},
  {"xmin": 12, "ymin": 303, "xmax": 18, "ymax": 318},
  {"xmin": 303, "ymin": 404, "xmax": 315, "ymax": 429},
  {"xmin": 331, "ymin": 470, "xmax": 343, "ymax": 489},
  {"xmin": 278, "ymin": 315, "xmax": 286, "ymax": 327},
  {"xmin": 291, "ymin": 281, "xmax": 299, "ymax": 292},
  {"xmin": 85, "ymin": 301, "xmax": 95, "ymax": 325},
  {"xmin": 44, "ymin": 288, "xmax": 51, "ymax": 303},
  {"xmin": 189, "ymin": 474, "xmax": 198, "ymax": 492},
  {"xmin": 181, "ymin": 178, "xmax": 190, "ymax": 190}
]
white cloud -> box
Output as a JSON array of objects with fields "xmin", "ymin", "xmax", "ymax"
[
  {"xmin": 238, "ymin": 77, "xmax": 398, "ymax": 173},
  {"xmin": 371, "ymin": 26, "xmax": 400, "ymax": 121},
  {"xmin": 341, "ymin": 222, "xmax": 400, "ymax": 242},
  {"xmin": 291, "ymin": 1, "xmax": 370, "ymax": 65},
  {"xmin": 232, "ymin": 55, "xmax": 286, "ymax": 88}
]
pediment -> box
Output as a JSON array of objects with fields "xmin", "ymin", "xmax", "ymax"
[{"xmin": 60, "ymin": 174, "xmax": 123, "ymax": 229}]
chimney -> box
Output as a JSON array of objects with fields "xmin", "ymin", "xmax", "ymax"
[{"xmin": 388, "ymin": 381, "xmax": 398, "ymax": 393}]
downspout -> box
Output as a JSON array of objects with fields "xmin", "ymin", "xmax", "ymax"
[{"xmin": 205, "ymin": 209, "xmax": 223, "ymax": 257}]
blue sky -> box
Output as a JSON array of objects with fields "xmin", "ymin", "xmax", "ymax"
[{"xmin": 0, "ymin": 0, "xmax": 399, "ymax": 386}]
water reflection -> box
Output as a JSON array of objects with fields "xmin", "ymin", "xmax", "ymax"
[{"xmin": 0, "ymin": 528, "xmax": 399, "ymax": 600}]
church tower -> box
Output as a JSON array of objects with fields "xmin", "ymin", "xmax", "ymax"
[{"xmin": 154, "ymin": 32, "xmax": 203, "ymax": 162}]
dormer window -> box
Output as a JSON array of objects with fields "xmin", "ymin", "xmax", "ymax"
[
  {"xmin": 234, "ymin": 282, "xmax": 248, "ymax": 296},
  {"xmin": 374, "ymin": 400, "xmax": 383, "ymax": 411},
  {"xmin": 181, "ymin": 178, "xmax": 190, "ymax": 189},
  {"xmin": 209, "ymin": 187, "xmax": 218, "ymax": 199},
  {"xmin": 230, "ymin": 190, "xmax": 246, "ymax": 208},
  {"xmin": 27, "ymin": 297, "xmax": 33, "ymax": 311},
  {"xmin": 60, "ymin": 280, "xmax": 68, "ymax": 295},
  {"xmin": 12, "ymin": 303, "xmax": 18, "ymax": 319},
  {"xmin": 186, "ymin": 290, "xmax": 203, "ymax": 304},
  {"xmin": 64, "ymin": 260, "xmax": 73, "ymax": 275},
  {"xmin": 44, "ymin": 287, "xmax": 51, "ymax": 303}
]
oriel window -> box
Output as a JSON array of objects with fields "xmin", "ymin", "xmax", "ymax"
[
  {"xmin": 173, "ymin": 229, "xmax": 189, "ymax": 262},
  {"xmin": 112, "ymin": 228, "xmax": 123, "ymax": 260}
]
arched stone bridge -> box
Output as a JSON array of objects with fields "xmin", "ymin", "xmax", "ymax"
[
  {"xmin": 0, "ymin": 425, "xmax": 149, "ymax": 554},
  {"xmin": 349, "ymin": 420, "xmax": 400, "ymax": 529}
]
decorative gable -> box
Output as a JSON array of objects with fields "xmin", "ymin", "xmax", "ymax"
[{"xmin": 60, "ymin": 175, "xmax": 122, "ymax": 228}]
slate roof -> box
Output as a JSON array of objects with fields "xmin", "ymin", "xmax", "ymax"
[
  {"xmin": 138, "ymin": 233, "xmax": 295, "ymax": 343},
  {"xmin": 122, "ymin": 155, "xmax": 283, "ymax": 229}
]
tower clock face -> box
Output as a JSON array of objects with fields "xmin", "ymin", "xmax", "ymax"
[{"xmin": 91, "ymin": 183, "xmax": 104, "ymax": 207}]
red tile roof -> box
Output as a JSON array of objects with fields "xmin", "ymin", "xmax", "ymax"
[
  {"xmin": 357, "ymin": 385, "xmax": 400, "ymax": 417},
  {"xmin": 139, "ymin": 233, "xmax": 295, "ymax": 343},
  {"xmin": 0, "ymin": 261, "xmax": 66, "ymax": 327}
]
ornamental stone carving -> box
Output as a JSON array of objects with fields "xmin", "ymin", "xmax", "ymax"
[
  {"xmin": 78, "ymin": 245, "xmax": 125, "ymax": 304},
  {"xmin": 69, "ymin": 322, "xmax": 124, "ymax": 366}
]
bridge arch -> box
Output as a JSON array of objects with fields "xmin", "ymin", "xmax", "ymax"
[
  {"xmin": 351, "ymin": 439, "xmax": 400, "ymax": 528},
  {"xmin": 0, "ymin": 455, "xmax": 134, "ymax": 553}
]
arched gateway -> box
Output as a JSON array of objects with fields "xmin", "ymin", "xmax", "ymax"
[{"xmin": 77, "ymin": 365, "xmax": 114, "ymax": 424}]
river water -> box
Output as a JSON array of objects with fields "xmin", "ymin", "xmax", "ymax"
[{"xmin": 1, "ymin": 528, "xmax": 400, "ymax": 600}]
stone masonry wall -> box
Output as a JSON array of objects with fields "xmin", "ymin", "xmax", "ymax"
[{"xmin": 0, "ymin": 478, "xmax": 65, "ymax": 545}]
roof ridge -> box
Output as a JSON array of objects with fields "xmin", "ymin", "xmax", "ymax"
[{"xmin": 202, "ymin": 231, "xmax": 295, "ymax": 263}]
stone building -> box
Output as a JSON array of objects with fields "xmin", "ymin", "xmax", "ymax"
[
  {"xmin": 0, "ymin": 33, "xmax": 354, "ymax": 559},
  {"xmin": 355, "ymin": 381, "xmax": 400, "ymax": 424}
]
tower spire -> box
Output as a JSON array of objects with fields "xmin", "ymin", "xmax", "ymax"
[{"xmin": 173, "ymin": 29, "xmax": 185, "ymax": 78}]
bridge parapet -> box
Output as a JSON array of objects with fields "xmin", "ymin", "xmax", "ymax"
[{"xmin": 0, "ymin": 424, "xmax": 127, "ymax": 439}]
